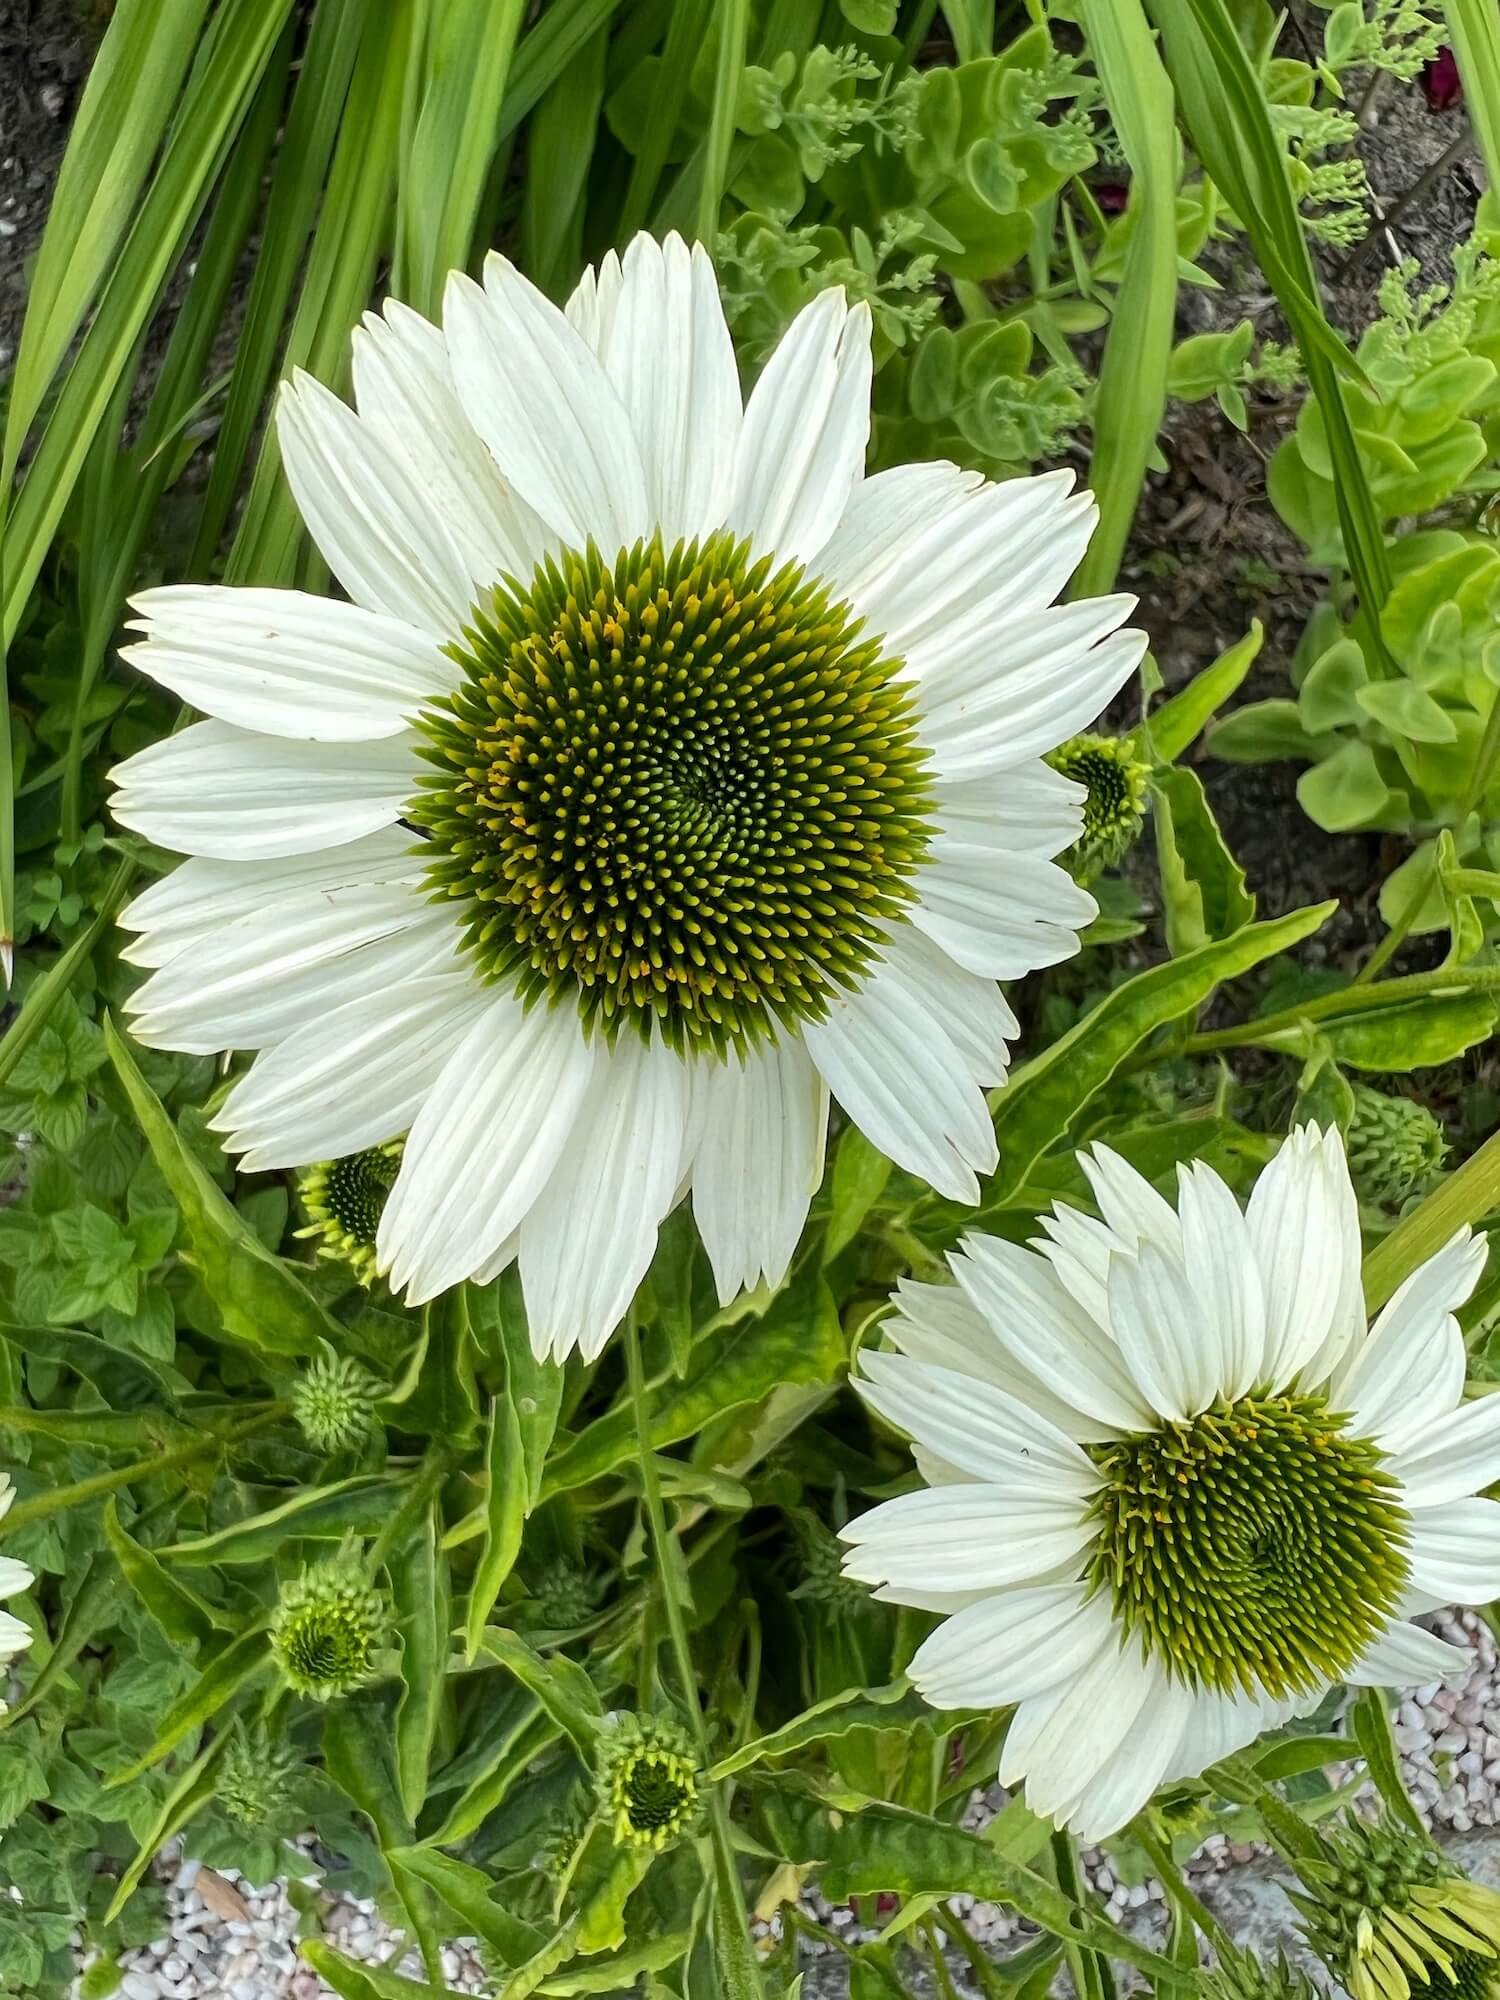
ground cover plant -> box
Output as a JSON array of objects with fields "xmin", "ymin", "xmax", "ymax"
[{"xmin": 7, "ymin": 0, "xmax": 1500, "ymax": 1995}]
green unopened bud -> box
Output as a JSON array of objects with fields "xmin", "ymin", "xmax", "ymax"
[
  {"xmin": 1045, "ymin": 732, "xmax": 1150, "ymax": 881},
  {"xmin": 1293, "ymin": 1815, "xmax": 1500, "ymax": 2000},
  {"xmin": 219, "ymin": 1721, "xmax": 300, "ymax": 1828},
  {"xmin": 789, "ymin": 1510, "xmax": 870, "ymax": 1615},
  {"xmin": 270, "ymin": 1558, "xmax": 385, "ymax": 1702},
  {"xmin": 595, "ymin": 1712, "xmax": 701, "ymax": 1852},
  {"xmin": 524, "ymin": 1559, "xmax": 603, "ymax": 1632},
  {"xmin": 291, "ymin": 1348, "xmax": 384, "ymax": 1455},
  {"xmin": 1347, "ymin": 1087, "xmax": 1447, "ymax": 1208},
  {"xmin": 296, "ymin": 1141, "xmax": 402, "ymax": 1286}
]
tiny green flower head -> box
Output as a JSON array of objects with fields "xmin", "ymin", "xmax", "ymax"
[
  {"xmin": 595, "ymin": 1712, "xmax": 701, "ymax": 1852},
  {"xmin": 1348, "ymin": 1087, "xmax": 1447, "ymax": 1209},
  {"xmin": 525, "ymin": 1559, "xmax": 603, "ymax": 1632},
  {"xmin": 270, "ymin": 1557, "xmax": 386, "ymax": 1702},
  {"xmin": 296, "ymin": 1140, "xmax": 403, "ymax": 1286},
  {"xmin": 1293, "ymin": 1814, "xmax": 1500, "ymax": 2000},
  {"xmin": 1045, "ymin": 731, "xmax": 1150, "ymax": 881},
  {"xmin": 218, "ymin": 1721, "xmax": 300, "ymax": 1829},
  {"xmin": 789, "ymin": 1509, "xmax": 869, "ymax": 1615},
  {"xmin": 291, "ymin": 1347, "xmax": 384, "ymax": 1455}
]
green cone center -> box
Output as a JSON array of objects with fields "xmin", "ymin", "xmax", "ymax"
[
  {"xmin": 620, "ymin": 1748, "xmax": 696, "ymax": 1836},
  {"xmin": 1085, "ymin": 1390, "xmax": 1409, "ymax": 1699},
  {"xmin": 415, "ymin": 531, "xmax": 934, "ymax": 1053},
  {"xmin": 322, "ymin": 1147, "xmax": 399, "ymax": 1247}
]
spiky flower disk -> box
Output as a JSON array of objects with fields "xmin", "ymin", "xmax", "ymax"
[
  {"xmin": 0, "ymin": 1476, "xmax": 35, "ymax": 1708},
  {"xmin": 291, "ymin": 1348, "xmax": 384, "ymax": 1455},
  {"xmin": 270, "ymin": 1559, "xmax": 385, "ymax": 1702},
  {"xmin": 219, "ymin": 1722, "xmax": 301, "ymax": 1828},
  {"xmin": 595, "ymin": 1712, "xmax": 701, "ymax": 1851},
  {"xmin": 1348, "ymin": 1086, "xmax": 1447, "ymax": 1209},
  {"xmin": 296, "ymin": 1142, "xmax": 402, "ymax": 1286},
  {"xmin": 1293, "ymin": 1815, "xmax": 1500, "ymax": 2000},
  {"xmin": 841, "ymin": 1125, "xmax": 1500, "ymax": 1840},
  {"xmin": 1046, "ymin": 731, "xmax": 1149, "ymax": 880},
  {"xmin": 113, "ymin": 230, "xmax": 1144, "ymax": 1358},
  {"xmin": 421, "ymin": 533, "xmax": 932, "ymax": 1054}
]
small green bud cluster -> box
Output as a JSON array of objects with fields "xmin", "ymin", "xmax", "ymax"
[
  {"xmin": 270, "ymin": 1557, "xmax": 386, "ymax": 1702},
  {"xmin": 1347, "ymin": 1087, "xmax": 1447, "ymax": 1209},
  {"xmin": 1045, "ymin": 733, "xmax": 1150, "ymax": 883},
  {"xmin": 291, "ymin": 1348, "xmax": 384, "ymax": 1455}
]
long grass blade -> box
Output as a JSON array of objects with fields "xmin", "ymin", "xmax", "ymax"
[
  {"xmin": 1442, "ymin": 1, "xmax": 1500, "ymax": 197},
  {"xmin": 1072, "ymin": 0, "xmax": 1178, "ymax": 597},
  {"xmin": 698, "ymin": 0, "xmax": 752, "ymax": 247}
]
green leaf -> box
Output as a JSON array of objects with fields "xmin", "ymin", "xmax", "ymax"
[
  {"xmin": 534, "ymin": 1930, "xmax": 695, "ymax": 1992},
  {"xmin": 1297, "ymin": 741, "xmax": 1399, "ymax": 833},
  {"xmin": 105, "ymin": 1732, "xmax": 228, "ymax": 1923},
  {"xmin": 392, "ymin": 1504, "xmax": 450, "ymax": 1823},
  {"xmin": 161, "ymin": 1476, "xmax": 408, "ymax": 1565},
  {"xmin": 299, "ymin": 1943, "xmax": 461, "ymax": 2000},
  {"xmin": 474, "ymin": 1628, "xmax": 603, "ymax": 1756},
  {"xmin": 710, "ymin": 1682, "xmax": 967, "ymax": 1779},
  {"xmin": 388, "ymin": 1848, "xmax": 546, "ymax": 1969},
  {"xmin": 108, "ymin": 1625, "xmax": 269, "ymax": 1785},
  {"xmin": 1299, "ymin": 638, "xmax": 1369, "ymax": 734},
  {"xmin": 1309, "ymin": 994, "xmax": 1500, "ymax": 1072},
  {"xmin": 1355, "ymin": 680, "xmax": 1458, "ymax": 745},
  {"xmin": 105, "ymin": 1016, "xmax": 331, "ymax": 1358},
  {"xmin": 471, "ymin": 1273, "xmax": 563, "ymax": 1506},
  {"xmin": 104, "ymin": 1498, "xmax": 231, "ymax": 1649},
  {"xmin": 825, "ymin": 1126, "xmax": 893, "ymax": 1262},
  {"xmin": 576, "ymin": 1847, "xmax": 652, "ymax": 1954},
  {"xmin": 465, "ymin": 1388, "xmax": 527, "ymax": 1662},
  {"xmin": 398, "ymin": 1290, "xmax": 479, "ymax": 1443},
  {"xmin": 1351, "ymin": 1689, "xmax": 1428, "ymax": 1840},
  {"xmin": 969, "ymin": 904, "xmax": 1335, "ymax": 1216},
  {"xmin": 495, "ymin": 1917, "xmax": 583, "ymax": 2000},
  {"xmin": 762, "ymin": 1792, "xmax": 1185, "ymax": 1981},
  {"xmin": 1151, "ymin": 765, "xmax": 1254, "ymax": 955},
  {"xmin": 543, "ymin": 1261, "xmax": 845, "ymax": 1496},
  {"xmin": 1140, "ymin": 623, "xmax": 1263, "ymax": 763}
]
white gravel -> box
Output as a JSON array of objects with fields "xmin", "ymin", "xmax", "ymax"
[{"xmin": 71, "ymin": 1606, "xmax": 1500, "ymax": 1996}]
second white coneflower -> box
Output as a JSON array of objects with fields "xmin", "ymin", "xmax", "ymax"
[
  {"xmin": 110, "ymin": 231, "xmax": 1143, "ymax": 1361},
  {"xmin": 841, "ymin": 1126, "xmax": 1500, "ymax": 1839}
]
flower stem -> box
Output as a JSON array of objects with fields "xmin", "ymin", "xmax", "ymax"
[
  {"xmin": 622, "ymin": 1313, "xmax": 759, "ymax": 1977},
  {"xmin": 0, "ymin": 1407, "xmax": 282, "ymax": 1533},
  {"xmin": 1176, "ymin": 962, "xmax": 1500, "ymax": 1058},
  {"xmin": 1136, "ymin": 1820, "xmax": 1232, "ymax": 1958}
]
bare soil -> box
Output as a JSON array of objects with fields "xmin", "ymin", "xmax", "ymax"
[{"xmin": 0, "ymin": 0, "xmax": 96, "ymax": 371}]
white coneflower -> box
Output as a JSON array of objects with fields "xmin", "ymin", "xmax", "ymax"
[
  {"xmin": 110, "ymin": 231, "xmax": 1143, "ymax": 1361},
  {"xmin": 0, "ymin": 1478, "xmax": 32, "ymax": 1704},
  {"xmin": 841, "ymin": 1126, "xmax": 1500, "ymax": 1839}
]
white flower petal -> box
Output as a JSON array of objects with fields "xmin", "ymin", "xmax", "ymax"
[
  {"xmin": 909, "ymin": 1584, "xmax": 1112, "ymax": 1709},
  {"xmin": 839, "ymin": 1484, "xmax": 1094, "ymax": 1596},
  {"xmin": 565, "ymin": 250, "xmax": 622, "ymax": 353},
  {"xmin": 1164, "ymin": 1688, "xmax": 1297, "ymax": 1783},
  {"xmin": 1344, "ymin": 1618, "xmax": 1472, "ymax": 1687},
  {"xmin": 1079, "ymin": 1145, "xmax": 1182, "ymax": 1255},
  {"xmin": 111, "ymin": 721, "xmax": 419, "ymax": 861},
  {"xmin": 819, "ymin": 465, "xmax": 1095, "ymax": 664},
  {"xmin": 276, "ymin": 371, "xmax": 474, "ymax": 634},
  {"xmin": 1247, "ymin": 1125, "xmax": 1360, "ymax": 1390},
  {"xmin": 379, "ymin": 996, "xmax": 599, "ymax": 1303},
  {"xmin": 856, "ymin": 1352, "xmax": 1100, "ymax": 1490},
  {"xmin": 1053, "ymin": 1671, "xmax": 1196, "ymax": 1836},
  {"xmin": 886, "ymin": 1275, "xmax": 1115, "ymax": 1442},
  {"xmin": 930, "ymin": 764, "xmax": 1086, "ymax": 861},
  {"xmin": 802, "ymin": 931, "xmax": 998, "ymax": 1203},
  {"xmin": 122, "ymin": 586, "xmax": 457, "ymax": 742},
  {"xmin": 913, "ymin": 837, "xmax": 1095, "ymax": 982},
  {"xmin": 125, "ymin": 882, "xmax": 452, "ymax": 1055},
  {"xmin": 1174, "ymin": 1160, "xmax": 1266, "ymax": 1403},
  {"xmin": 0, "ymin": 1559, "xmax": 33, "ymax": 1599},
  {"xmin": 1000, "ymin": 1642, "xmax": 1161, "ymax": 1834},
  {"xmin": 0, "ymin": 1611, "xmax": 31, "ymax": 1661},
  {"xmin": 119, "ymin": 829, "xmax": 419, "ymax": 969},
  {"xmin": 352, "ymin": 298, "xmax": 549, "ymax": 585},
  {"xmin": 1335, "ymin": 1230, "xmax": 1484, "ymax": 1452},
  {"xmin": 690, "ymin": 1036, "xmax": 828, "ymax": 1304},
  {"xmin": 217, "ymin": 971, "xmax": 490, "ymax": 1168},
  {"xmin": 952, "ymin": 1232, "xmax": 1151, "ymax": 1433},
  {"xmin": 1107, "ymin": 1238, "xmax": 1223, "ymax": 1421},
  {"xmin": 598, "ymin": 232, "xmax": 741, "ymax": 542},
  {"xmin": 1389, "ymin": 1392, "xmax": 1500, "ymax": 1509},
  {"xmin": 1404, "ymin": 1497, "xmax": 1500, "ymax": 1608},
  {"xmin": 444, "ymin": 257, "xmax": 649, "ymax": 550},
  {"xmin": 921, "ymin": 620, "xmax": 1147, "ymax": 780},
  {"xmin": 521, "ymin": 1035, "xmax": 689, "ymax": 1363},
  {"xmin": 730, "ymin": 289, "xmax": 872, "ymax": 566}
]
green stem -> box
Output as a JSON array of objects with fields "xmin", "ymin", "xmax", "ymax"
[
  {"xmin": 1176, "ymin": 963, "xmax": 1500, "ymax": 1058},
  {"xmin": 368, "ymin": 1443, "xmax": 457, "ymax": 1571},
  {"xmin": 0, "ymin": 1407, "xmax": 281, "ymax": 1533},
  {"xmin": 622, "ymin": 1314, "xmax": 758, "ymax": 1975},
  {"xmin": 696, "ymin": 0, "xmax": 749, "ymax": 246},
  {"xmin": 1135, "ymin": 1821, "xmax": 1232, "ymax": 1958}
]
